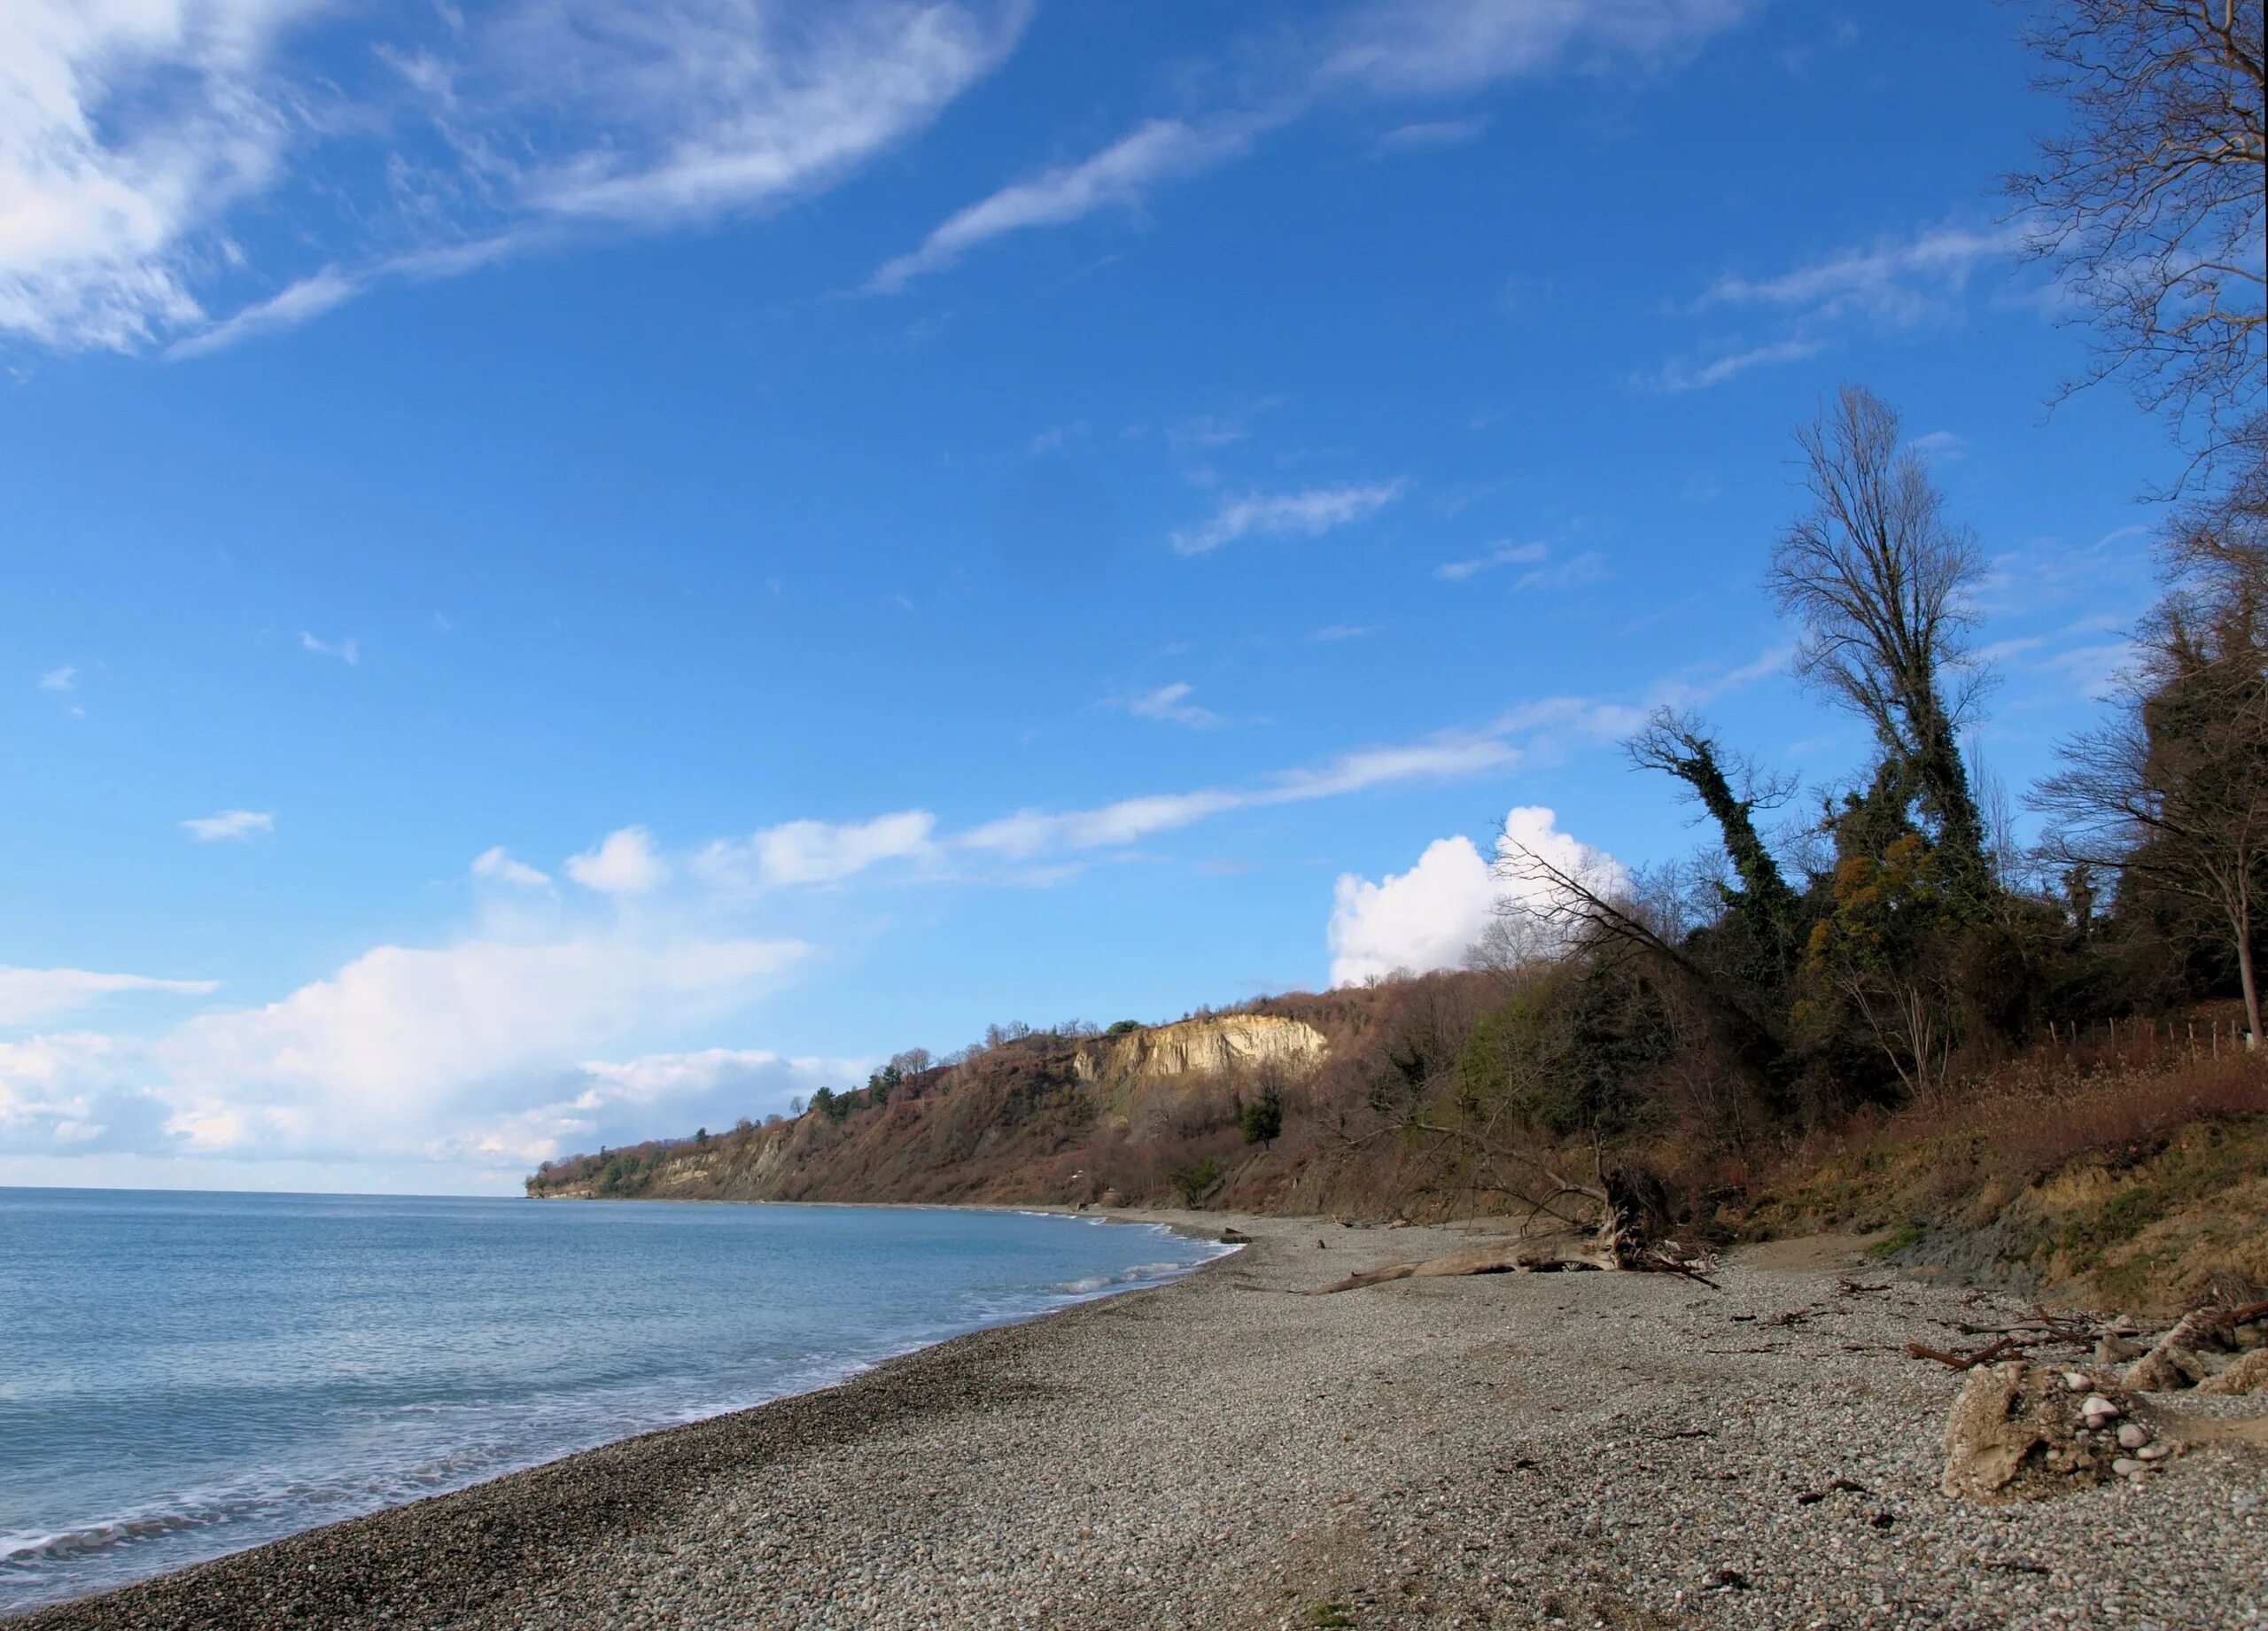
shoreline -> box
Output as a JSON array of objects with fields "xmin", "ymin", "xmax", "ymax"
[{"xmin": 16, "ymin": 1213, "xmax": 2265, "ymax": 1630}]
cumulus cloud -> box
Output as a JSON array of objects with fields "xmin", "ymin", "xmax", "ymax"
[
  {"xmin": 1326, "ymin": 805, "xmax": 1623, "ymax": 986},
  {"xmin": 1170, "ymin": 481, "xmax": 1405, "ymax": 555},
  {"xmin": 565, "ymin": 826, "xmax": 670, "ymax": 895},
  {"xmin": 0, "ymin": 966, "xmax": 219, "ymax": 1027},
  {"xmin": 37, "ymin": 665, "xmax": 78, "ymax": 691},
  {"xmin": 471, "ymin": 846, "xmax": 552, "ymax": 889},
  {"xmin": 183, "ymin": 809, "xmax": 273, "ymax": 842}
]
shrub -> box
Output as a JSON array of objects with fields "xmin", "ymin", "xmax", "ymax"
[
  {"xmin": 1169, "ymin": 1157, "xmax": 1222, "ymax": 1207},
  {"xmin": 1239, "ymin": 1085, "xmax": 1283, "ymax": 1147}
]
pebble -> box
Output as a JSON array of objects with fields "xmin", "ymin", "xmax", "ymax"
[
  {"xmin": 2117, "ymin": 1422, "xmax": 2153, "ymax": 1449},
  {"xmin": 15, "ymin": 1217, "xmax": 2266, "ymax": 1631}
]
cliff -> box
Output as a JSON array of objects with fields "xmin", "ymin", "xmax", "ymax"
[{"xmin": 524, "ymin": 984, "xmax": 1496, "ymax": 1215}]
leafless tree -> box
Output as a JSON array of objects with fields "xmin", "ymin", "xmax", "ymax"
[
  {"xmin": 1768, "ymin": 384, "xmax": 1994, "ymax": 889},
  {"xmin": 2007, "ymin": 0, "xmax": 2265, "ymax": 464},
  {"xmin": 2034, "ymin": 475, "xmax": 2268, "ymax": 1042}
]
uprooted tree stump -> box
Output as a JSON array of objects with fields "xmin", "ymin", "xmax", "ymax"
[
  {"xmin": 2124, "ymin": 1302, "xmax": 2268, "ymax": 1394},
  {"xmin": 1304, "ymin": 1179, "xmax": 1718, "ymax": 1294}
]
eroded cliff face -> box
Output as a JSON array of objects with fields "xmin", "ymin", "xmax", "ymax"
[{"xmin": 1075, "ymin": 1014, "xmax": 1327, "ymax": 1087}]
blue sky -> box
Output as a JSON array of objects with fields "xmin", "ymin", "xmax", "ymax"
[{"xmin": 1, "ymin": 0, "xmax": 2185, "ymax": 1192}]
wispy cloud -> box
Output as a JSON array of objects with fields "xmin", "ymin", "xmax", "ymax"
[
  {"xmin": 6, "ymin": 0, "xmax": 1029, "ymax": 353},
  {"xmin": 1122, "ymin": 681, "xmax": 1226, "ymax": 730},
  {"xmin": 695, "ymin": 811, "xmax": 940, "ymax": 890},
  {"xmin": 471, "ymin": 847, "xmax": 553, "ymax": 889},
  {"xmin": 1310, "ymin": 624, "xmax": 1379, "ymax": 641},
  {"xmin": 37, "ymin": 666, "xmax": 77, "ymax": 692},
  {"xmin": 1643, "ymin": 337, "xmax": 1824, "ymax": 393},
  {"xmin": 0, "ymin": 966, "xmax": 220, "ymax": 1027},
  {"xmin": 1434, "ymin": 540, "xmax": 1548, "ymax": 581},
  {"xmin": 299, "ymin": 632, "xmax": 360, "ymax": 665},
  {"xmin": 1167, "ymin": 395, "xmax": 1287, "ymax": 452},
  {"xmin": 869, "ymin": 116, "xmax": 1260, "ymax": 292},
  {"xmin": 1907, "ymin": 429, "xmax": 1967, "ymax": 465},
  {"xmin": 1373, "ymin": 115, "xmax": 1489, "ymax": 152},
  {"xmin": 1648, "ymin": 219, "xmax": 2026, "ymax": 393},
  {"xmin": 183, "ymin": 810, "xmax": 274, "ymax": 843},
  {"xmin": 1696, "ymin": 221, "xmax": 2019, "ymax": 328},
  {"xmin": 1171, "ymin": 480, "xmax": 1405, "ymax": 555},
  {"xmin": 1512, "ymin": 549, "xmax": 1607, "ymax": 592},
  {"xmin": 873, "ymin": 0, "xmax": 1751, "ymax": 291}
]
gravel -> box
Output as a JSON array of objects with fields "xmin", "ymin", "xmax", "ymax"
[{"xmin": 18, "ymin": 1214, "xmax": 2266, "ymax": 1630}]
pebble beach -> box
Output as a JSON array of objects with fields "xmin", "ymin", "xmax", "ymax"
[{"xmin": 18, "ymin": 1215, "xmax": 2266, "ymax": 1630}]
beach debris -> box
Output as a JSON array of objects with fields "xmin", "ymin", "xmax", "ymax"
[
  {"xmin": 1301, "ymin": 1210, "xmax": 1720, "ymax": 1294},
  {"xmin": 1907, "ymin": 1335, "xmax": 2028, "ymax": 1371},
  {"xmin": 2194, "ymin": 1348, "xmax": 2268, "ymax": 1394},
  {"xmin": 1218, "ymin": 1227, "xmax": 1253, "ymax": 1244},
  {"xmin": 2124, "ymin": 1306, "xmax": 2239, "ymax": 1390},
  {"xmin": 1940, "ymin": 1362, "xmax": 2156, "ymax": 1500}
]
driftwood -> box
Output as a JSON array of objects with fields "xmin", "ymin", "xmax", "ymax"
[
  {"xmin": 1305, "ymin": 1209, "xmax": 1719, "ymax": 1295},
  {"xmin": 1907, "ymin": 1335, "xmax": 2028, "ymax": 1371}
]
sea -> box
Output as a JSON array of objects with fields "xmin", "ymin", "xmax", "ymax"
[{"xmin": 0, "ymin": 1188, "xmax": 1225, "ymax": 1613}]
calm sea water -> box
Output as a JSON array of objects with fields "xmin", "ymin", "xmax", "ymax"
[{"xmin": 0, "ymin": 1189, "xmax": 1222, "ymax": 1612}]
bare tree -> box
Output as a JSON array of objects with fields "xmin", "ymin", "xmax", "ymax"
[
  {"xmin": 1768, "ymin": 384, "xmax": 1994, "ymax": 890},
  {"xmin": 2034, "ymin": 480, "xmax": 2268, "ymax": 1042},
  {"xmin": 2007, "ymin": 0, "xmax": 2266, "ymax": 463}
]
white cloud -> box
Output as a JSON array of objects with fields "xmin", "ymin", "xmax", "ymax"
[
  {"xmin": 870, "ymin": 116, "xmax": 1258, "ymax": 291},
  {"xmin": 1511, "ymin": 549, "xmax": 1606, "ymax": 592},
  {"xmin": 168, "ymin": 266, "xmax": 361, "ymax": 359},
  {"xmin": 471, "ymin": 846, "xmax": 552, "ymax": 889},
  {"xmin": 1644, "ymin": 336, "xmax": 1823, "ymax": 393},
  {"xmin": 1374, "ymin": 115, "xmax": 1489, "ymax": 151},
  {"xmin": 1434, "ymin": 539, "xmax": 1548, "ymax": 581},
  {"xmin": 1310, "ymin": 624, "xmax": 1378, "ymax": 641},
  {"xmin": 1328, "ymin": 835, "xmax": 1496, "ymax": 987},
  {"xmin": 4, "ymin": 0, "xmax": 1027, "ymax": 353},
  {"xmin": 961, "ymin": 733, "xmax": 1518, "ymax": 861},
  {"xmin": 873, "ymin": 0, "xmax": 1749, "ymax": 292},
  {"xmin": 1321, "ymin": 0, "xmax": 1751, "ymax": 95},
  {"xmin": 299, "ymin": 630, "xmax": 359, "ymax": 664},
  {"xmin": 1124, "ymin": 681, "xmax": 1225, "ymax": 730},
  {"xmin": 0, "ymin": 0, "xmax": 303, "ymax": 351},
  {"xmin": 37, "ymin": 665, "xmax": 78, "ymax": 691},
  {"xmin": 183, "ymin": 809, "xmax": 274, "ymax": 841},
  {"xmin": 1907, "ymin": 429, "xmax": 1966, "ymax": 465},
  {"xmin": 565, "ymin": 826, "xmax": 670, "ymax": 895},
  {"xmin": 462, "ymin": 1045, "xmax": 862, "ymax": 1168},
  {"xmin": 1171, "ymin": 480, "xmax": 1406, "ymax": 555},
  {"xmin": 1327, "ymin": 805, "xmax": 1624, "ymax": 986},
  {"xmin": 698, "ymin": 810, "xmax": 940, "ymax": 889},
  {"xmin": 1696, "ymin": 221, "xmax": 2018, "ymax": 328},
  {"xmin": 0, "ymin": 966, "xmax": 219, "ymax": 1027}
]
